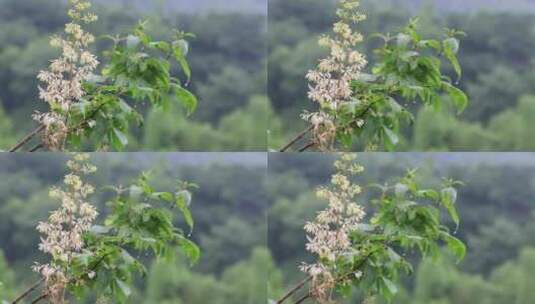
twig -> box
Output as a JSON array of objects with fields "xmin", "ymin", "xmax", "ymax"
[
  {"xmin": 277, "ymin": 276, "xmax": 312, "ymax": 304},
  {"xmin": 280, "ymin": 101, "xmax": 376, "ymax": 153},
  {"xmin": 29, "ymin": 143, "xmax": 44, "ymax": 152},
  {"xmin": 11, "ymin": 278, "xmax": 45, "ymax": 304},
  {"xmin": 279, "ymin": 125, "xmax": 314, "ymax": 152},
  {"xmin": 12, "ymin": 253, "xmax": 110, "ymax": 304},
  {"xmin": 29, "ymin": 294, "xmax": 47, "ymax": 304},
  {"xmin": 294, "ymin": 293, "xmax": 311, "ymax": 304},
  {"xmin": 9, "ymin": 99, "xmax": 108, "ymax": 153},
  {"xmin": 298, "ymin": 142, "xmax": 316, "ymax": 152},
  {"xmin": 9, "ymin": 125, "xmax": 45, "ymax": 152}
]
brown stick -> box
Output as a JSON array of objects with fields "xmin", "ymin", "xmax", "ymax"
[
  {"xmin": 12, "ymin": 253, "xmax": 110, "ymax": 304},
  {"xmin": 28, "ymin": 143, "xmax": 44, "ymax": 152},
  {"xmin": 9, "ymin": 125, "xmax": 45, "ymax": 152},
  {"xmin": 294, "ymin": 293, "xmax": 311, "ymax": 304},
  {"xmin": 298, "ymin": 142, "xmax": 316, "ymax": 152},
  {"xmin": 280, "ymin": 101, "xmax": 376, "ymax": 153},
  {"xmin": 277, "ymin": 276, "xmax": 312, "ymax": 304},
  {"xmin": 11, "ymin": 278, "xmax": 45, "ymax": 304},
  {"xmin": 279, "ymin": 125, "xmax": 314, "ymax": 152},
  {"xmin": 29, "ymin": 294, "xmax": 47, "ymax": 304}
]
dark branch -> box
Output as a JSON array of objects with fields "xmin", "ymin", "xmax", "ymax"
[
  {"xmin": 298, "ymin": 142, "xmax": 316, "ymax": 152},
  {"xmin": 276, "ymin": 276, "xmax": 312, "ymax": 304},
  {"xmin": 11, "ymin": 278, "xmax": 45, "ymax": 304},
  {"xmin": 280, "ymin": 101, "xmax": 376, "ymax": 153},
  {"xmin": 29, "ymin": 294, "xmax": 47, "ymax": 304},
  {"xmin": 279, "ymin": 125, "xmax": 314, "ymax": 152},
  {"xmin": 29, "ymin": 143, "xmax": 44, "ymax": 152},
  {"xmin": 9, "ymin": 125, "xmax": 45, "ymax": 152},
  {"xmin": 12, "ymin": 253, "xmax": 110, "ymax": 304},
  {"xmin": 294, "ymin": 293, "xmax": 311, "ymax": 304}
]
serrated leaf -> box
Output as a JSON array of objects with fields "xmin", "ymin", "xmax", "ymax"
[
  {"xmin": 443, "ymin": 82, "xmax": 468, "ymax": 114},
  {"xmin": 443, "ymin": 38, "xmax": 462, "ymax": 80},
  {"xmin": 176, "ymin": 191, "xmax": 194, "ymax": 232},
  {"xmin": 174, "ymin": 86, "xmax": 197, "ymax": 116},
  {"xmin": 174, "ymin": 39, "xmax": 189, "ymax": 56},
  {"xmin": 116, "ymin": 279, "xmax": 131, "ymax": 297},
  {"xmin": 441, "ymin": 187, "xmax": 460, "ymax": 227},
  {"xmin": 382, "ymin": 277, "xmax": 399, "ymax": 297},
  {"xmin": 126, "ymin": 35, "xmax": 140, "ymax": 49},
  {"xmin": 111, "ymin": 128, "xmax": 128, "ymax": 150},
  {"xmin": 383, "ymin": 126, "xmax": 399, "ymax": 148},
  {"xmin": 90, "ymin": 225, "xmax": 111, "ymax": 235},
  {"xmin": 151, "ymin": 192, "xmax": 174, "ymax": 203},
  {"xmin": 443, "ymin": 233, "xmax": 466, "ymax": 263},
  {"xmin": 178, "ymin": 238, "xmax": 200, "ymax": 265},
  {"xmin": 129, "ymin": 185, "xmax": 143, "ymax": 200},
  {"xmin": 121, "ymin": 249, "xmax": 136, "ymax": 265},
  {"xmin": 394, "ymin": 183, "xmax": 409, "ymax": 198},
  {"xmin": 172, "ymin": 44, "xmax": 191, "ymax": 81}
]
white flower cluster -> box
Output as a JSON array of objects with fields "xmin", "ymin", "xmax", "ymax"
[
  {"xmin": 33, "ymin": 0, "xmax": 99, "ymax": 150},
  {"xmin": 300, "ymin": 154, "xmax": 365, "ymax": 303},
  {"xmin": 32, "ymin": 154, "xmax": 98, "ymax": 303},
  {"xmin": 303, "ymin": 0, "xmax": 367, "ymax": 150}
]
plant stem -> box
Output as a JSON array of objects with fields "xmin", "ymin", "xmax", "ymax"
[
  {"xmin": 29, "ymin": 143, "xmax": 44, "ymax": 152},
  {"xmin": 298, "ymin": 142, "xmax": 316, "ymax": 152},
  {"xmin": 9, "ymin": 125, "xmax": 45, "ymax": 152},
  {"xmin": 29, "ymin": 294, "xmax": 47, "ymax": 304},
  {"xmin": 294, "ymin": 293, "xmax": 311, "ymax": 304},
  {"xmin": 279, "ymin": 125, "xmax": 314, "ymax": 152},
  {"xmin": 11, "ymin": 278, "xmax": 45, "ymax": 304},
  {"xmin": 276, "ymin": 276, "xmax": 312, "ymax": 304}
]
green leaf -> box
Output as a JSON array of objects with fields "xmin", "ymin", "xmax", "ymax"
[
  {"xmin": 418, "ymin": 39, "xmax": 441, "ymax": 50},
  {"xmin": 121, "ymin": 249, "xmax": 136, "ymax": 265},
  {"xmin": 443, "ymin": 38, "xmax": 462, "ymax": 79},
  {"xmin": 394, "ymin": 183, "xmax": 409, "ymax": 198},
  {"xmin": 382, "ymin": 277, "xmax": 399, "ymax": 298},
  {"xmin": 151, "ymin": 192, "xmax": 174, "ymax": 203},
  {"xmin": 443, "ymin": 37, "xmax": 459, "ymax": 54},
  {"xmin": 150, "ymin": 41, "xmax": 171, "ymax": 54},
  {"xmin": 129, "ymin": 185, "xmax": 143, "ymax": 200},
  {"xmin": 383, "ymin": 126, "xmax": 399, "ymax": 148},
  {"xmin": 172, "ymin": 43, "xmax": 192, "ymax": 81},
  {"xmin": 396, "ymin": 33, "xmax": 411, "ymax": 47},
  {"xmin": 178, "ymin": 238, "xmax": 200, "ymax": 265},
  {"xmin": 416, "ymin": 189, "xmax": 439, "ymax": 201},
  {"xmin": 174, "ymin": 39, "xmax": 189, "ymax": 56},
  {"xmin": 90, "ymin": 225, "xmax": 111, "ymax": 235},
  {"xmin": 441, "ymin": 187, "xmax": 460, "ymax": 227},
  {"xmin": 174, "ymin": 86, "xmax": 198, "ymax": 116},
  {"xmin": 443, "ymin": 82, "xmax": 468, "ymax": 114},
  {"xmin": 116, "ymin": 279, "xmax": 132, "ymax": 297},
  {"xmin": 443, "ymin": 233, "xmax": 466, "ymax": 263},
  {"xmin": 176, "ymin": 191, "xmax": 194, "ymax": 231},
  {"xmin": 126, "ymin": 35, "xmax": 141, "ymax": 49},
  {"xmin": 388, "ymin": 97, "xmax": 403, "ymax": 114},
  {"xmin": 111, "ymin": 128, "xmax": 128, "ymax": 150}
]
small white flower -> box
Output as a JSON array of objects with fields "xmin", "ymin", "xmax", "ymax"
[
  {"xmin": 34, "ymin": 0, "xmax": 99, "ymax": 150},
  {"xmin": 303, "ymin": 0, "xmax": 367, "ymax": 151}
]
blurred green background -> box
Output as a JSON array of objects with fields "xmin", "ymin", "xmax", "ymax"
[
  {"xmin": 268, "ymin": 0, "xmax": 535, "ymax": 151},
  {"xmin": 0, "ymin": 153, "xmax": 268, "ymax": 303},
  {"xmin": 0, "ymin": 0, "xmax": 267, "ymax": 151},
  {"xmin": 269, "ymin": 153, "xmax": 535, "ymax": 303}
]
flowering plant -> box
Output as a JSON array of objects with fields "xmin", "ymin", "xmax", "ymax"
[
  {"xmin": 281, "ymin": 0, "xmax": 468, "ymax": 152},
  {"xmin": 276, "ymin": 154, "xmax": 466, "ymax": 303},
  {"xmin": 11, "ymin": 155, "xmax": 199, "ymax": 304},
  {"xmin": 9, "ymin": 0, "xmax": 197, "ymax": 152}
]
